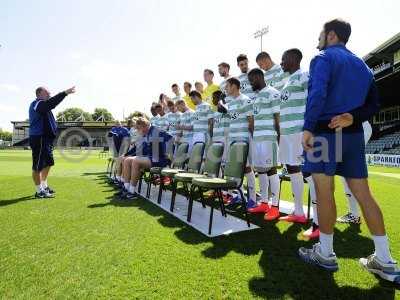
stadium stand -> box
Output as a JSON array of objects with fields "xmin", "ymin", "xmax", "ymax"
[{"xmin": 365, "ymin": 131, "xmax": 400, "ymax": 154}]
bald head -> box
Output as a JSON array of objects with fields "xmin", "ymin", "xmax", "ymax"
[{"xmin": 35, "ymin": 87, "xmax": 50, "ymax": 100}]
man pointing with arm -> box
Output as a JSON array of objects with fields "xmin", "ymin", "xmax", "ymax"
[{"xmin": 29, "ymin": 86, "xmax": 75, "ymax": 198}]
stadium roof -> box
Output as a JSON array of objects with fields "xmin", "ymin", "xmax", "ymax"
[{"xmin": 363, "ymin": 32, "xmax": 400, "ymax": 64}]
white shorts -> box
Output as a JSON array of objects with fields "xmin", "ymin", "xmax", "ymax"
[
  {"xmin": 252, "ymin": 140, "xmax": 279, "ymax": 169},
  {"xmin": 279, "ymin": 133, "xmax": 303, "ymax": 166}
]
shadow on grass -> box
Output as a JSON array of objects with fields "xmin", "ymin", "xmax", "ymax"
[
  {"xmin": 0, "ymin": 195, "xmax": 37, "ymax": 207},
  {"xmin": 92, "ymin": 180, "xmax": 398, "ymax": 298}
]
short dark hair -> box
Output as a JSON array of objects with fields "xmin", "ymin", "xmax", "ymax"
[
  {"xmin": 226, "ymin": 77, "xmax": 241, "ymax": 89},
  {"xmin": 204, "ymin": 69, "xmax": 214, "ymax": 76},
  {"xmin": 159, "ymin": 93, "xmax": 165, "ymax": 101},
  {"xmin": 35, "ymin": 87, "xmax": 44, "ymax": 97},
  {"xmin": 166, "ymin": 99, "xmax": 175, "ymax": 107},
  {"xmin": 256, "ymin": 51, "xmax": 271, "ymax": 62},
  {"xmin": 189, "ymin": 90, "xmax": 202, "ymax": 99},
  {"xmin": 154, "ymin": 103, "xmax": 162, "ymax": 110},
  {"xmin": 248, "ymin": 68, "xmax": 264, "ymax": 79},
  {"xmin": 324, "ymin": 18, "xmax": 351, "ymax": 44},
  {"xmin": 171, "ymin": 83, "xmax": 178, "ymax": 88},
  {"xmin": 183, "ymin": 81, "xmax": 192, "ymax": 89},
  {"xmin": 218, "ymin": 62, "xmax": 230, "ymax": 70},
  {"xmin": 212, "ymin": 90, "xmax": 223, "ymax": 100},
  {"xmin": 237, "ymin": 54, "xmax": 248, "ymax": 64},
  {"xmin": 284, "ymin": 48, "xmax": 303, "ymax": 63},
  {"xmin": 175, "ymin": 99, "xmax": 185, "ymax": 106}
]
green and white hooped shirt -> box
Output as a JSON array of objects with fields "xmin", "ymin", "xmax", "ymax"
[
  {"xmin": 212, "ymin": 111, "xmax": 230, "ymax": 143},
  {"xmin": 279, "ymin": 69, "xmax": 308, "ymax": 136},
  {"xmin": 179, "ymin": 110, "xmax": 194, "ymax": 142},
  {"xmin": 250, "ymin": 86, "xmax": 281, "ymax": 142},
  {"xmin": 227, "ymin": 94, "xmax": 253, "ymax": 142},
  {"xmin": 192, "ymin": 102, "xmax": 214, "ymax": 135},
  {"xmin": 238, "ymin": 72, "xmax": 256, "ymax": 102},
  {"xmin": 156, "ymin": 114, "xmax": 169, "ymax": 131},
  {"xmin": 165, "ymin": 111, "xmax": 182, "ymax": 138},
  {"xmin": 264, "ymin": 64, "xmax": 290, "ymax": 92}
]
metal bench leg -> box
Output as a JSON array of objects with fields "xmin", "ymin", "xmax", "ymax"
[
  {"xmin": 208, "ymin": 205, "xmax": 214, "ymax": 235},
  {"xmin": 187, "ymin": 185, "xmax": 196, "ymax": 222},
  {"xmin": 157, "ymin": 176, "xmax": 164, "ymax": 204},
  {"xmin": 170, "ymin": 179, "xmax": 178, "ymax": 212}
]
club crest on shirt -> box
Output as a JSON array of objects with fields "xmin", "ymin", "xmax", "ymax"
[
  {"xmin": 253, "ymin": 105, "xmax": 260, "ymax": 115},
  {"xmin": 230, "ymin": 112, "xmax": 239, "ymax": 120},
  {"xmin": 281, "ymin": 90, "xmax": 290, "ymax": 103}
]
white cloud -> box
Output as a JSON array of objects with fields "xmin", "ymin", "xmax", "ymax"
[{"xmin": 0, "ymin": 84, "xmax": 21, "ymax": 93}]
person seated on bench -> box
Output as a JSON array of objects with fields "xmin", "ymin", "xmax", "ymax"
[
  {"xmin": 119, "ymin": 117, "xmax": 173, "ymax": 200},
  {"xmin": 113, "ymin": 120, "xmax": 142, "ymax": 185},
  {"xmin": 108, "ymin": 120, "xmax": 130, "ymax": 181}
]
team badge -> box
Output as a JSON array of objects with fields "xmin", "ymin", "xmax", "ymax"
[{"xmin": 281, "ymin": 90, "xmax": 290, "ymax": 103}]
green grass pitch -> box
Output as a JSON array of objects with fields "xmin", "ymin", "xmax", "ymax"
[{"xmin": 0, "ymin": 149, "xmax": 399, "ymax": 299}]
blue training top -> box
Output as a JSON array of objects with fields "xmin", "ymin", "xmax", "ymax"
[{"xmin": 304, "ymin": 44, "xmax": 374, "ymax": 133}]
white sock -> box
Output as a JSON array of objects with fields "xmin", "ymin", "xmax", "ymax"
[
  {"xmin": 269, "ymin": 174, "xmax": 280, "ymax": 207},
  {"xmin": 372, "ymin": 235, "xmax": 394, "ymax": 263},
  {"xmin": 41, "ymin": 180, "xmax": 48, "ymax": 189},
  {"xmin": 319, "ymin": 232, "xmax": 334, "ymax": 257},
  {"xmin": 36, "ymin": 185, "xmax": 42, "ymax": 193},
  {"xmin": 259, "ymin": 173, "xmax": 269, "ymax": 202},
  {"xmin": 289, "ymin": 172, "xmax": 304, "ymax": 216},
  {"xmin": 124, "ymin": 182, "xmax": 130, "ymax": 191},
  {"xmin": 116, "ymin": 175, "xmax": 121, "ymax": 181},
  {"xmin": 305, "ymin": 176, "xmax": 318, "ymax": 225},
  {"xmin": 129, "ymin": 184, "xmax": 136, "ymax": 194},
  {"xmin": 246, "ymin": 171, "xmax": 256, "ymax": 202},
  {"xmin": 341, "ymin": 177, "xmax": 360, "ymax": 217}
]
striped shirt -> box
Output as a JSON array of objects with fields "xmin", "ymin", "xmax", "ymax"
[
  {"xmin": 156, "ymin": 114, "xmax": 169, "ymax": 131},
  {"xmin": 192, "ymin": 102, "xmax": 214, "ymax": 134},
  {"xmin": 179, "ymin": 109, "xmax": 194, "ymax": 142},
  {"xmin": 165, "ymin": 111, "xmax": 182, "ymax": 138},
  {"xmin": 250, "ymin": 86, "xmax": 281, "ymax": 142},
  {"xmin": 238, "ymin": 72, "xmax": 256, "ymax": 101},
  {"xmin": 280, "ymin": 69, "xmax": 308, "ymax": 135},
  {"xmin": 149, "ymin": 115, "xmax": 159, "ymax": 127},
  {"xmin": 212, "ymin": 111, "xmax": 230, "ymax": 143},
  {"xmin": 227, "ymin": 94, "xmax": 252, "ymax": 142},
  {"xmin": 264, "ymin": 64, "xmax": 290, "ymax": 91}
]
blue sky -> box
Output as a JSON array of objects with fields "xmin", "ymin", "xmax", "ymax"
[{"xmin": 1, "ymin": 0, "xmax": 399, "ymax": 130}]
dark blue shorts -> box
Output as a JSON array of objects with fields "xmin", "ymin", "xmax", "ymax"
[
  {"xmin": 302, "ymin": 131, "xmax": 368, "ymax": 178},
  {"xmin": 30, "ymin": 136, "xmax": 55, "ymax": 172}
]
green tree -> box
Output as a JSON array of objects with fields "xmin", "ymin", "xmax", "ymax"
[
  {"xmin": 56, "ymin": 107, "xmax": 93, "ymax": 121},
  {"xmin": 0, "ymin": 129, "xmax": 12, "ymax": 141},
  {"xmin": 92, "ymin": 108, "xmax": 114, "ymax": 121}
]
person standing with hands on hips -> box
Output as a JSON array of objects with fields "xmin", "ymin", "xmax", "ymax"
[{"xmin": 29, "ymin": 86, "xmax": 76, "ymax": 198}]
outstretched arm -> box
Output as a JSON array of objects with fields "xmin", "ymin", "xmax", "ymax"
[{"xmin": 35, "ymin": 86, "xmax": 75, "ymax": 114}]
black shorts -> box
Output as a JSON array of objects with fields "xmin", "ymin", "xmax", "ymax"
[{"xmin": 30, "ymin": 136, "xmax": 55, "ymax": 172}]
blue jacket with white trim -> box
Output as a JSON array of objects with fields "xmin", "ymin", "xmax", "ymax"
[{"xmin": 29, "ymin": 92, "xmax": 67, "ymax": 137}]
